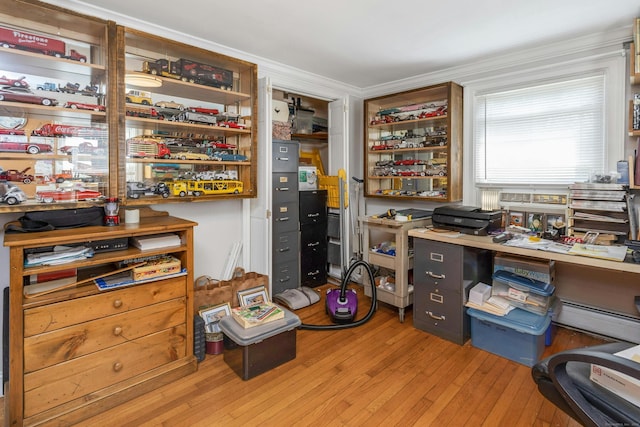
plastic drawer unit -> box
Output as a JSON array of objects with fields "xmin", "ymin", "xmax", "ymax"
[
  {"xmin": 220, "ymin": 307, "xmax": 301, "ymax": 380},
  {"xmin": 413, "ymin": 239, "xmax": 492, "ymax": 344}
]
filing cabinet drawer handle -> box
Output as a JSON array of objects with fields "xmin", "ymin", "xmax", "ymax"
[
  {"xmin": 279, "ymin": 276, "xmax": 291, "ymax": 283},
  {"xmin": 113, "ymin": 299, "xmax": 123, "ymax": 309},
  {"xmin": 307, "ymin": 270, "xmax": 320, "ymax": 276},
  {"xmin": 426, "ymin": 271, "xmax": 446, "ymax": 279},
  {"xmin": 276, "ymin": 216, "xmax": 289, "ymax": 222},
  {"xmin": 426, "ymin": 311, "xmax": 446, "ymax": 321},
  {"xmin": 276, "ymin": 156, "xmax": 289, "ymax": 162},
  {"xmin": 113, "ymin": 362, "xmax": 123, "ymax": 372},
  {"xmin": 275, "ymin": 187, "xmax": 290, "ymax": 191},
  {"xmin": 308, "ymin": 241, "xmax": 320, "ymax": 247},
  {"xmin": 278, "ymin": 247, "xmax": 290, "ymax": 253},
  {"xmin": 113, "ymin": 326, "xmax": 123, "ymax": 336}
]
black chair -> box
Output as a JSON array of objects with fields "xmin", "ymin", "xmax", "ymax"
[{"xmin": 531, "ymin": 341, "xmax": 640, "ymax": 426}]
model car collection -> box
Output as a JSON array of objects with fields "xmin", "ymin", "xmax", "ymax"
[
  {"xmin": 0, "ymin": 30, "xmax": 248, "ymax": 207},
  {"xmin": 370, "ymin": 100, "xmax": 448, "ymax": 125}
]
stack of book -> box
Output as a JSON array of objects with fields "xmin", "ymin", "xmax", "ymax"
[
  {"xmin": 24, "ymin": 268, "xmax": 77, "ymax": 296},
  {"xmin": 231, "ymin": 303, "xmax": 284, "ymax": 328}
]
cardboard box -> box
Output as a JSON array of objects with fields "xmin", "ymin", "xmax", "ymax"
[
  {"xmin": 468, "ymin": 307, "xmax": 551, "ymax": 367},
  {"xmin": 298, "ymin": 166, "xmax": 318, "ymax": 191},
  {"xmin": 132, "ymin": 255, "xmax": 181, "ymax": 281},
  {"xmin": 494, "ymin": 253, "xmax": 555, "ymax": 284},
  {"xmin": 220, "ymin": 307, "xmax": 301, "ymax": 380},
  {"xmin": 590, "ymin": 344, "xmax": 640, "ymax": 408},
  {"xmin": 469, "ymin": 282, "xmax": 492, "ymax": 306}
]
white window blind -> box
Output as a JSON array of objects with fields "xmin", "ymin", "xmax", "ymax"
[{"xmin": 474, "ymin": 74, "xmax": 605, "ymax": 185}]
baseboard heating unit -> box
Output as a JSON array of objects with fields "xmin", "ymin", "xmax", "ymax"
[{"xmin": 555, "ymin": 301, "xmax": 640, "ymax": 344}]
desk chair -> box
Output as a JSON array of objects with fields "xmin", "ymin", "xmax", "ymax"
[{"xmin": 531, "ymin": 342, "xmax": 640, "ymax": 426}]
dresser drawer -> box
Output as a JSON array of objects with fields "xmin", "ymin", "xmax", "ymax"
[
  {"xmin": 23, "ymin": 324, "xmax": 187, "ymax": 418},
  {"xmin": 24, "ymin": 278, "xmax": 186, "ymax": 337},
  {"xmin": 24, "ymin": 297, "xmax": 186, "ymax": 372}
]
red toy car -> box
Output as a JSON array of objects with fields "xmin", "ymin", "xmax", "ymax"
[
  {"xmin": 0, "ymin": 86, "xmax": 58, "ymax": 106},
  {"xmin": 0, "ymin": 140, "xmax": 52, "ymax": 154},
  {"xmin": 36, "ymin": 188, "xmax": 103, "ymax": 203},
  {"xmin": 208, "ymin": 141, "xmax": 237, "ymax": 149},
  {"xmin": 64, "ymin": 101, "xmax": 105, "ymax": 112},
  {"xmin": 0, "ymin": 128, "xmax": 26, "ymax": 135},
  {"xmin": 0, "ymin": 167, "xmax": 34, "ymax": 183},
  {"xmin": 218, "ymin": 121, "xmax": 245, "ymax": 129},
  {"xmin": 188, "ymin": 106, "xmax": 220, "ymax": 115},
  {"xmin": 0, "ymin": 75, "xmax": 28, "ymax": 88}
]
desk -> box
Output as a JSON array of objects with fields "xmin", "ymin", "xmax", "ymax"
[{"xmin": 409, "ymin": 229, "xmax": 640, "ymax": 343}]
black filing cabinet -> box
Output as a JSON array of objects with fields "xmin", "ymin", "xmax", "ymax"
[
  {"xmin": 299, "ymin": 189, "xmax": 328, "ymax": 287},
  {"xmin": 413, "ymin": 238, "xmax": 492, "ymax": 345},
  {"xmin": 272, "ymin": 140, "xmax": 300, "ymax": 295}
]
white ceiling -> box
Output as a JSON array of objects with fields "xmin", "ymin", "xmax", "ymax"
[{"xmin": 57, "ymin": 0, "xmax": 640, "ymax": 87}]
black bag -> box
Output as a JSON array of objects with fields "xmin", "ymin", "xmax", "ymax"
[{"xmin": 4, "ymin": 206, "xmax": 104, "ymax": 233}]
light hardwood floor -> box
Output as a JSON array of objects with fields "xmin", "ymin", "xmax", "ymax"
[{"xmin": 2, "ymin": 284, "xmax": 608, "ymax": 426}]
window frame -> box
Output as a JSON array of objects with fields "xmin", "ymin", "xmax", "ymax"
[{"xmin": 461, "ymin": 51, "xmax": 626, "ymax": 207}]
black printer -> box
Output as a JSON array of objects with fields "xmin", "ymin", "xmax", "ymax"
[{"xmin": 432, "ymin": 205, "xmax": 503, "ymax": 236}]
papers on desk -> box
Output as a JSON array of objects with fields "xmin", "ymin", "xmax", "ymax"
[
  {"xmin": 498, "ymin": 234, "xmax": 629, "ymax": 262},
  {"xmin": 568, "ymin": 243, "xmax": 628, "ymax": 262}
]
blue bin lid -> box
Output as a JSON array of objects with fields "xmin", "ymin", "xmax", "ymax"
[
  {"xmin": 467, "ymin": 306, "xmax": 551, "ymax": 335},
  {"xmin": 493, "ymin": 270, "xmax": 555, "ymax": 296}
]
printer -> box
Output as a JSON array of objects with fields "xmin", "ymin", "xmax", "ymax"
[{"xmin": 432, "ymin": 205, "xmax": 503, "ymax": 236}]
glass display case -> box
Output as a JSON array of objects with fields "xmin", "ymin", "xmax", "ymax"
[
  {"xmin": 120, "ymin": 28, "xmax": 257, "ymax": 205},
  {"xmin": 0, "ymin": 2, "xmax": 113, "ymax": 211},
  {"xmin": 364, "ymin": 82, "xmax": 463, "ymax": 202}
]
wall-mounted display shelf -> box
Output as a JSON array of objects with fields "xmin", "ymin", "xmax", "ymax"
[
  {"xmin": 363, "ymin": 82, "xmax": 463, "ymax": 201},
  {"xmin": 0, "ymin": 0, "xmax": 116, "ymax": 212},
  {"xmin": 119, "ymin": 27, "xmax": 257, "ymax": 205}
]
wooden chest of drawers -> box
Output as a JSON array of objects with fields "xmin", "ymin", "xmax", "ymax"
[{"xmin": 4, "ymin": 216, "xmax": 197, "ymax": 426}]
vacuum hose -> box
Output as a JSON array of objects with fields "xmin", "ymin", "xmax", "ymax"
[{"xmin": 299, "ymin": 260, "xmax": 377, "ymax": 330}]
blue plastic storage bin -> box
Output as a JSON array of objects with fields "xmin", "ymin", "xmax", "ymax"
[{"xmin": 467, "ymin": 307, "xmax": 551, "ymax": 367}]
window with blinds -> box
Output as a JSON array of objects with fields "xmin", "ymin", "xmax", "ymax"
[{"xmin": 474, "ymin": 73, "xmax": 605, "ymax": 185}]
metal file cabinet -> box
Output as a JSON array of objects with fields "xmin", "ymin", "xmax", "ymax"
[
  {"xmin": 413, "ymin": 238, "xmax": 492, "ymax": 344},
  {"xmin": 299, "ymin": 190, "xmax": 328, "ymax": 287},
  {"xmin": 272, "ymin": 140, "xmax": 300, "ymax": 295}
]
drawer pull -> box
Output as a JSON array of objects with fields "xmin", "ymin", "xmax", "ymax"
[
  {"xmin": 426, "ymin": 271, "xmax": 446, "ymax": 280},
  {"xmin": 276, "ymin": 187, "xmax": 290, "ymax": 192},
  {"xmin": 278, "ymin": 247, "xmax": 290, "ymax": 253},
  {"xmin": 308, "ymin": 241, "xmax": 320, "ymax": 247},
  {"xmin": 427, "ymin": 311, "xmax": 446, "ymax": 321},
  {"xmin": 113, "ymin": 326, "xmax": 123, "ymax": 336},
  {"xmin": 113, "ymin": 362, "xmax": 123, "ymax": 372},
  {"xmin": 277, "ymin": 216, "xmax": 289, "ymax": 222},
  {"xmin": 276, "ymin": 156, "xmax": 289, "ymax": 162},
  {"xmin": 279, "ymin": 276, "xmax": 291, "ymax": 283},
  {"xmin": 113, "ymin": 299, "xmax": 123, "ymax": 309}
]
